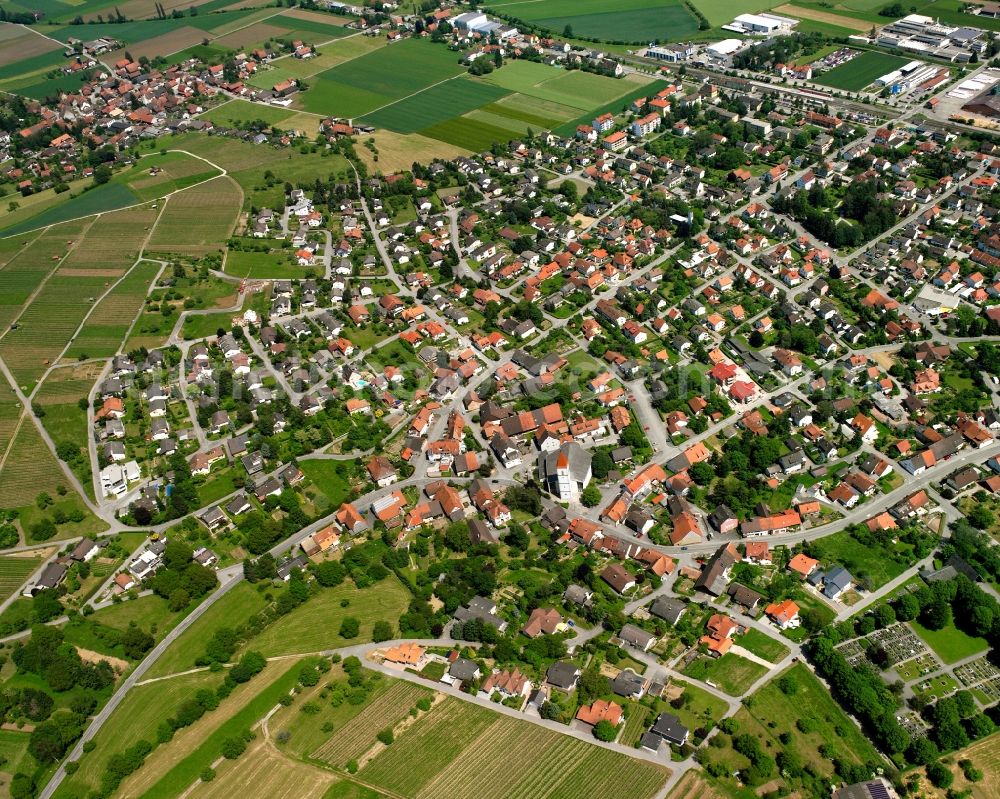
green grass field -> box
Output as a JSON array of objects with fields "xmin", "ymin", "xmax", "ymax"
[
  {"xmin": 806, "ymin": 530, "xmax": 913, "ymax": 590},
  {"xmin": 737, "ymin": 662, "xmax": 883, "ymax": 777},
  {"xmin": 911, "ymin": 621, "xmax": 989, "ymax": 665},
  {"xmin": 813, "ymin": 51, "xmax": 910, "ymax": 91},
  {"xmin": 359, "ymin": 695, "xmax": 670, "ymax": 798},
  {"xmin": 201, "ymin": 100, "xmax": 297, "ymax": 129},
  {"xmin": 737, "ymin": 628, "xmax": 791, "ymax": 664},
  {"xmin": 143, "ymin": 582, "xmax": 270, "ymax": 679},
  {"xmin": 300, "ymin": 38, "xmax": 465, "ymax": 116},
  {"xmin": 299, "ymin": 459, "xmax": 360, "ymax": 508},
  {"xmin": 487, "ymin": 0, "xmax": 700, "ymax": 40},
  {"xmin": 247, "ymin": 576, "xmax": 410, "ymax": 657},
  {"xmin": 682, "ymin": 652, "xmax": 769, "ymax": 696}
]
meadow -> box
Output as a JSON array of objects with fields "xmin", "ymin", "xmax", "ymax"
[
  {"xmin": 246, "ymin": 576, "xmax": 411, "ymax": 658},
  {"xmin": 813, "ymin": 51, "xmax": 910, "ymax": 91},
  {"xmin": 201, "ymin": 99, "xmax": 298, "ymax": 129},
  {"xmin": 486, "ymin": 0, "xmax": 700, "ymax": 41},
  {"xmin": 359, "ymin": 696, "xmax": 671, "ymax": 799},
  {"xmin": 736, "ymin": 663, "xmax": 883, "ymax": 776},
  {"xmin": 143, "ymin": 581, "xmax": 270, "ymax": 679},
  {"xmin": 682, "ymin": 652, "xmax": 769, "ymax": 696}
]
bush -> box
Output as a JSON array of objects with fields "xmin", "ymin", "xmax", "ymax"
[
  {"xmin": 220, "ymin": 735, "xmax": 247, "ymax": 760},
  {"xmin": 593, "ymin": 720, "xmax": 617, "ymax": 742},
  {"xmin": 926, "ymin": 761, "xmax": 953, "ymax": 789},
  {"xmin": 200, "ymin": 767, "xmax": 216, "ymax": 782},
  {"xmin": 376, "ymin": 727, "xmax": 394, "ymax": 746}
]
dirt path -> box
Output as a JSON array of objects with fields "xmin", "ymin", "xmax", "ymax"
[{"xmin": 772, "ymin": 4, "xmax": 871, "ymax": 31}]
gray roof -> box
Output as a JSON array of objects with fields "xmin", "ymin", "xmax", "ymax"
[
  {"xmin": 546, "ymin": 661, "xmax": 580, "ymax": 689},
  {"xmin": 650, "ymin": 596, "xmax": 686, "ymax": 624},
  {"xmin": 448, "ymin": 657, "xmax": 480, "ymax": 682},
  {"xmin": 650, "ymin": 712, "xmax": 688, "ymax": 745}
]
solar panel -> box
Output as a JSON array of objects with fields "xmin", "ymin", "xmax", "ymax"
[{"xmin": 867, "ymin": 781, "xmax": 890, "ymax": 799}]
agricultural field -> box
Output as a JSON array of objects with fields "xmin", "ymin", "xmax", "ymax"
[
  {"xmin": 666, "ymin": 770, "xmax": 728, "ymax": 799},
  {"xmin": 34, "ymin": 362, "xmax": 103, "ymax": 496},
  {"xmin": 247, "ymin": 576, "xmax": 410, "ymax": 657},
  {"xmin": 0, "ymin": 220, "xmax": 91, "ymax": 331},
  {"xmin": 190, "ymin": 736, "xmax": 337, "ymax": 799},
  {"xmin": 486, "ymin": 0, "xmax": 700, "ymax": 41},
  {"xmin": 145, "ymin": 175, "xmax": 242, "ymax": 256},
  {"xmin": 359, "ymin": 695, "xmax": 671, "ymax": 799},
  {"xmin": 310, "ymin": 680, "xmax": 433, "ymax": 767},
  {"xmin": 298, "ymin": 38, "xmax": 465, "ymax": 117},
  {"xmin": 0, "ymin": 25, "xmax": 62, "ymax": 69},
  {"xmin": 63, "ymin": 260, "xmax": 163, "ymax": 359},
  {"xmin": 0, "ymin": 205, "xmax": 159, "ymax": 387},
  {"xmin": 813, "ymin": 51, "xmax": 910, "ymax": 91},
  {"xmin": 360, "ymin": 61, "xmax": 644, "ymax": 151},
  {"xmin": 0, "ymin": 553, "xmax": 46, "ymax": 601}
]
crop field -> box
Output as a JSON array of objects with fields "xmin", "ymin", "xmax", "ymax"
[
  {"xmin": 666, "ymin": 770, "xmax": 727, "ymax": 799},
  {"xmin": 0, "ymin": 417, "xmax": 76, "ymax": 510},
  {"xmin": 0, "ymin": 26, "xmax": 62, "ymax": 69},
  {"xmin": 34, "ymin": 365, "xmax": 100, "ymax": 494},
  {"xmin": 486, "ymin": 0, "xmax": 699, "ymax": 40},
  {"xmin": 298, "ymin": 38, "xmax": 465, "ymax": 116},
  {"xmin": 0, "ymin": 399, "xmax": 22, "ymax": 463},
  {"xmin": 0, "ymin": 207, "xmax": 157, "ymax": 385},
  {"xmin": 0, "ymin": 555, "xmax": 44, "ymax": 601},
  {"xmin": 813, "ymin": 51, "xmax": 910, "ymax": 91},
  {"xmin": 64, "ymin": 260, "xmax": 162, "ymax": 358},
  {"xmin": 0, "ymin": 182, "xmax": 142, "ymax": 238},
  {"xmin": 247, "ymin": 576, "xmax": 410, "ymax": 657},
  {"xmin": 362, "ymin": 77, "xmax": 511, "ymax": 134},
  {"xmin": 360, "ymin": 697, "xmax": 670, "ymax": 799},
  {"xmin": 354, "ymin": 130, "xmax": 470, "ymax": 174},
  {"xmin": 192, "ymin": 737, "xmax": 336, "ymax": 799},
  {"xmin": 145, "ymin": 175, "xmax": 242, "ymax": 256},
  {"xmin": 0, "ymin": 221, "xmax": 90, "ymax": 330},
  {"xmin": 59, "ymin": 203, "xmax": 160, "ymax": 273},
  {"xmin": 311, "ymin": 680, "xmax": 433, "ymax": 766},
  {"xmin": 274, "ymin": 35, "xmax": 387, "ymax": 79}
]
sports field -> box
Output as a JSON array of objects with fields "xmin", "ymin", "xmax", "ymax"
[
  {"xmin": 813, "ymin": 50, "xmax": 910, "ymax": 91},
  {"xmin": 487, "ymin": 0, "xmax": 700, "ymax": 40},
  {"xmin": 359, "ymin": 696, "xmax": 671, "ymax": 798},
  {"xmin": 298, "ymin": 38, "xmax": 465, "ymax": 117}
]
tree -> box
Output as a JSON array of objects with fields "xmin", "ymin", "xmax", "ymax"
[
  {"xmin": 339, "ymin": 617, "xmax": 360, "ymax": 639},
  {"xmin": 593, "ymin": 720, "xmax": 617, "ymax": 741},
  {"xmin": 580, "ymin": 484, "xmax": 601, "ymax": 507},
  {"xmin": 371, "ymin": 620, "xmax": 393, "ymax": 642},
  {"xmin": 376, "ymin": 728, "xmax": 394, "ymax": 745},
  {"xmin": 926, "ymin": 761, "xmax": 953, "ymax": 788},
  {"xmin": 220, "ymin": 736, "xmax": 247, "ymax": 759}
]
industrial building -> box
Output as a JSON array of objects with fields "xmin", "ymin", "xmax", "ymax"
[{"xmin": 723, "ymin": 12, "xmax": 798, "ymax": 35}]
